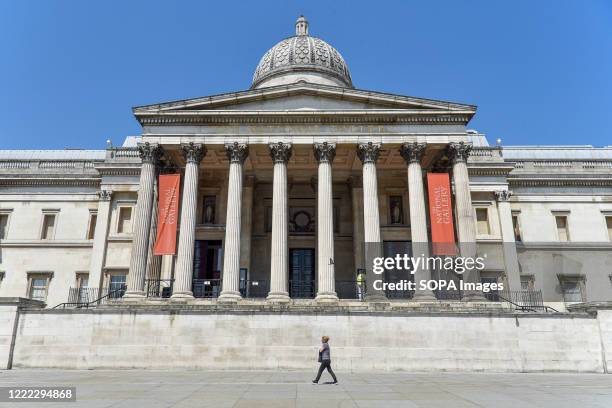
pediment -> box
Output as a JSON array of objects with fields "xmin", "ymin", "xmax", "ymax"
[{"xmin": 133, "ymin": 82, "xmax": 476, "ymax": 115}]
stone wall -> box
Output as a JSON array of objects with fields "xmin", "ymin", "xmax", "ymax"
[{"xmin": 5, "ymin": 306, "xmax": 612, "ymax": 373}]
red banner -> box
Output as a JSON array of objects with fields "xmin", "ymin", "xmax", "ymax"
[
  {"xmin": 153, "ymin": 174, "xmax": 181, "ymax": 255},
  {"xmin": 427, "ymin": 173, "xmax": 456, "ymax": 255}
]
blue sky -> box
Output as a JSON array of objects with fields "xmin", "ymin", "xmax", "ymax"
[{"xmin": 0, "ymin": 0, "xmax": 610, "ymax": 149}]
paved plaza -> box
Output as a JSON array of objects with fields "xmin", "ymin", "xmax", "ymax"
[{"xmin": 0, "ymin": 369, "xmax": 610, "ymax": 407}]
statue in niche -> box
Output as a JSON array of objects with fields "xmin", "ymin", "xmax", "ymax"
[
  {"xmin": 390, "ymin": 196, "xmax": 403, "ymax": 224},
  {"xmin": 203, "ymin": 196, "xmax": 216, "ymax": 224}
]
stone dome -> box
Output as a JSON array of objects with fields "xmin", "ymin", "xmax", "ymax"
[{"xmin": 251, "ymin": 16, "xmax": 353, "ymax": 89}]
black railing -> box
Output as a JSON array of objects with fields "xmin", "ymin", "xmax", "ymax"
[
  {"xmin": 240, "ymin": 279, "xmax": 269, "ymax": 298},
  {"xmin": 192, "ymin": 279, "xmax": 221, "ymax": 298},
  {"xmin": 67, "ymin": 287, "xmax": 99, "ymax": 304},
  {"xmin": 498, "ymin": 290, "xmax": 558, "ymax": 313},
  {"xmin": 385, "ymin": 287, "xmax": 414, "ymax": 300},
  {"xmin": 289, "ymin": 279, "xmax": 315, "ymax": 298},
  {"xmin": 434, "ymin": 289, "xmax": 463, "ymax": 300},
  {"xmin": 54, "ymin": 285, "xmax": 127, "ymax": 309},
  {"xmin": 145, "ymin": 279, "xmax": 174, "ymax": 298}
]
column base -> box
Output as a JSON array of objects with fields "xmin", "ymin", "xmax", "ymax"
[
  {"xmin": 412, "ymin": 290, "xmax": 437, "ymax": 302},
  {"xmin": 462, "ymin": 290, "xmax": 486, "ymax": 302},
  {"xmin": 365, "ymin": 293, "xmax": 388, "ymax": 302},
  {"xmin": 218, "ymin": 291, "xmax": 242, "ymax": 303},
  {"xmin": 122, "ymin": 291, "xmax": 146, "ymax": 300},
  {"xmin": 315, "ymin": 292, "xmax": 339, "ymax": 304},
  {"xmin": 266, "ymin": 292, "xmax": 290, "ymax": 304},
  {"xmin": 170, "ymin": 291, "xmax": 194, "ymax": 300}
]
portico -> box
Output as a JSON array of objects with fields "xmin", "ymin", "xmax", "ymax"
[
  {"xmin": 120, "ymin": 15, "xmax": 520, "ymax": 304},
  {"xmin": 124, "ymin": 136, "xmax": 494, "ymax": 303}
]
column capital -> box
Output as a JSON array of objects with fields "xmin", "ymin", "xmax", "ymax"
[
  {"xmin": 137, "ymin": 142, "xmax": 162, "ymax": 164},
  {"xmin": 225, "ymin": 142, "xmax": 249, "ymax": 164},
  {"xmin": 447, "ymin": 142, "xmax": 473, "ymax": 164},
  {"xmin": 357, "ymin": 142, "xmax": 381, "ymax": 164},
  {"xmin": 399, "ymin": 142, "xmax": 426, "ymax": 164},
  {"xmin": 97, "ymin": 190, "xmax": 112, "ymax": 201},
  {"xmin": 269, "ymin": 142, "xmax": 292, "ymax": 164},
  {"xmin": 313, "ymin": 142, "xmax": 336, "ymax": 163},
  {"xmin": 181, "ymin": 142, "xmax": 206, "ymax": 164},
  {"xmin": 494, "ymin": 190, "xmax": 513, "ymax": 202}
]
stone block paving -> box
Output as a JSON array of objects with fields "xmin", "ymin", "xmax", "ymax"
[{"xmin": 0, "ymin": 369, "xmax": 611, "ymax": 407}]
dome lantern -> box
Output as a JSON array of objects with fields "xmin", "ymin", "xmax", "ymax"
[{"xmin": 295, "ymin": 15, "xmax": 308, "ymax": 36}]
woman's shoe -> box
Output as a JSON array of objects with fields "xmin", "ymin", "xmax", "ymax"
[{"xmin": 312, "ymin": 380, "xmax": 318, "ymax": 384}]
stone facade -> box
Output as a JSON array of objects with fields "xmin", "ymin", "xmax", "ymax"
[{"xmin": 0, "ymin": 16, "xmax": 611, "ymax": 313}]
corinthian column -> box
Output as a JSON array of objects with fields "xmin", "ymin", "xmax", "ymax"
[
  {"xmin": 219, "ymin": 143, "xmax": 249, "ymax": 303},
  {"xmin": 447, "ymin": 142, "xmax": 484, "ymax": 301},
  {"xmin": 172, "ymin": 143, "xmax": 206, "ymax": 299},
  {"xmin": 267, "ymin": 142, "xmax": 292, "ymax": 303},
  {"xmin": 495, "ymin": 190, "xmax": 522, "ymax": 292},
  {"xmin": 357, "ymin": 142, "xmax": 385, "ymax": 300},
  {"xmin": 314, "ymin": 142, "xmax": 338, "ymax": 303},
  {"xmin": 400, "ymin": 142, "xmax": 436, "ymax": 301},
  {"xmin": 125, "ymin": 143, "xmax": 161, "ymax": 298}
]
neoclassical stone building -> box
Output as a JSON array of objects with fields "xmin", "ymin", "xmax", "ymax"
[{"xmin": 1, "ymin": 16, "xmax": 611, "ymax": 310}]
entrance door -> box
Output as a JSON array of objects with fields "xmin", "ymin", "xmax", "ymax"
[
  {"xmin": 289, "ymin": 248, "xmax": 315, "ymax": 298},
  {"xmin": 193, "ymin": 240, "xmax": 223, "ymax": 298}
]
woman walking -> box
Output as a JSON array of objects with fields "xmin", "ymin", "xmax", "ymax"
[{"xmin": 312, "ymin": 335, "xmax": 338, "ymax": 384}]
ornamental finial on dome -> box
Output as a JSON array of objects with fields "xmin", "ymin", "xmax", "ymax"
[{"xmin": 295, "ymin": 15, "xmax": 308, "ymax": 36}]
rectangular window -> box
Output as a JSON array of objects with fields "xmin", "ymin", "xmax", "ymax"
[
  {"xmin": 512, "ymin": 214, "xmax": 522, "ymax": 242},
  {"xmin": 28, "ymin": 274, "xmax": 52, "ymax": 302},
  {"xmin": 606, "ymin": 216, "xmax": 612, "ymax": 242},
  {"xmin": 117, "ymin": 207, "xmax": 133, "ymax": 234},
  {"xmin": 41, "ymin": 213, "xmax": 56, "ymax": 240},
  {"xmin": 561, "ymin": 279, "xmax": 584, "ymax": 303},
  {"xmin": 76, "ymin": 273, "xmax": 90, "ymax": 303},
  {"xmin": 87, "ymin": 212, "xmax": 97, "ymax": 240},
  {"xmin": 389, "ymin": 196, "xmax": 404, "ymax": 224},
  {"xmin": 520, "ymin": 275, "xmax": 534, "ymax": 290},
  {"xmin": 108, "ymin": 274, "xmax": 127, "ymax": 298},
  {"xmin": 202, "ymin": 196, "xmax": 216, "ymax": 224},
  {"xmin": 0, "ymin": 213, "xmax": 9, "ymax": 239},
  {"xmin": 476, "ymin": 208, "xmax": 490, "ymax": 235},
  {"xmin": 555, "ymin": 215, "xmax": 569, "ymax": 242}
]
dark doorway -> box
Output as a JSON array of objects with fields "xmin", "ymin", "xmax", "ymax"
[
  {"xmin": 289, "ymin": 248, "xmax": 315, "ymax": 298},
  {"xmin": 383, "ymin": 241, "xmax": 413, "ymax": 299},
  {"xmin": 193, "ymin": 240, "xmax": 222, "ymax": 298}
]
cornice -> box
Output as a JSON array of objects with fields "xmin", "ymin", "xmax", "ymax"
[
  {"xmin": 137, "ymin": 111, "xmax": 473, "ymax": 126},
  {"xmin": 468, "ymin": 167, "xmax": 514, "ymax": 176},
  {"xmin": 509, "ymin": 177, "xmax": 612, "ymax": 187},
  {"xmin": 0, "ymin": 240, "xmax": 94, "ymax": 248},
  {"xmin": 0, "ymin": 177, "xmax": 100, "ymax": 187},
  {"xmin": 96, "ymin": 168, "xmax": 141, "ymax": 177}
]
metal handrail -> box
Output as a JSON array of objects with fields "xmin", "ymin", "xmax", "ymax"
[
  {"xmin": 52, "ymin": 285, "xmax": 127, "ymax": 309},
  {"xmin": 497, "ymin": 291, "xmax": 559, "ymax": 313}
]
